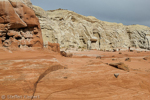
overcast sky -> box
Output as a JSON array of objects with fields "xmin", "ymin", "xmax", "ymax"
[{"xmin": 31, "ymin": 0, "xmax": 150, "ymax": 27}]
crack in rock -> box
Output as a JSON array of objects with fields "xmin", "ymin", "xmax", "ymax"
[{"xmin": 31, "ymin": 64, "xmax": 64, "ymax": 100}]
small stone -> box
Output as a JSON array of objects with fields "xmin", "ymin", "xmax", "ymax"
[
  {"xmin": 143, "ymin": 56, "xmax": 150, "ymax": 60},
  {"xmin": 114, "ymin": 73, "xmax": 119, "ymax": 78},
  {"xmin": 112, "ymin": 59, "xmax": 117, "ymax": 61},
  {"xmin": 125, "ymin": 58, "xmax": 131, "ymax": 62},
  {"xmin": 64, "ymin": 77, "xmax": 68, "ymax": 79},
  {"xmin": 130, "ymin": 50, "xmax": 134, "ymax": 52},
  {"xmin": 60, "ymin": 51, "xmax": 73, "ymax": 57},
  {"xmin": 9, "ymin": 50, "xmax": 12, "ymax": 53},
  {"xmin": 96, "ymin": 56, "xmax": 101, "ymax": 59},
  {"xmin": 113, "ymin": 49, "xmax": 116, "ymax": 52},
  {"xmin": 64, "ymin": 67, "xmax": 68, "ymax": 69}
]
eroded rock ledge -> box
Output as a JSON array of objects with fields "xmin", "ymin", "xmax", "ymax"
[{"xmin": 0, "ymin": 0, "xmax": 43, "ymax": 49}]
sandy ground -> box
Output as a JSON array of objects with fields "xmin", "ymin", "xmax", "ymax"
[{"xmin": 0, "ymin": 48, "xmax": 150, "ymax": 100}]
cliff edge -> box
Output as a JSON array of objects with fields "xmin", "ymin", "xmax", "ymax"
[{"xmin": 33, "ymin": 6, "xmax": 150, "ymax": 51}]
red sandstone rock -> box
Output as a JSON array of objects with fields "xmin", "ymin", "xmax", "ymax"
[
  {"xmin": 10, "ymin": 1, "xmax": 39, "ymax": 27},
  {"xmin": 0, "ymin": 0, "xmax": 43, "ymax": 49},
  {"xmin": 60, "ymin": 51, "xmax": 73, "ymax": 57},
  {"xmin": 11, "ymin": 37, "xmax": 20, "ymax": 46},
  {"xmin": 0, "ymin": 38, "xmax": 2, "ymax": 47},
  {"xmin": 0, "ymin": 33, "xmax": 3, "ymax": 37},
  {"xmin": 143, "ymin": 56, "xmax": 150, "ymax": 60},
  {"xmin": 0, "ymin": 1, "xmax": 27, "ymax": 29},
  {"xmin": 48, "ymin": 42, "xmax": 60, "ymax": 52},
  {"xmin": 109, "ymin": 62, "xmax": 130, "ymax": 72},
  {"xmin": 7, "ymin": 30, "xmax": 17, "ymax": 37},
  {"xmin": 3, "ymin": 40, "xmax": 10, "ymax": 47},
  {"xmin": 0, "ymin": 50, "xmax": 150, "ymax": 100}
]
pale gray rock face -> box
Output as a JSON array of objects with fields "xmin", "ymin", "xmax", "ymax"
[
  {"xmin": 127, "ymin": 25, "xmax": 150, "ymax": 49},
  {"xmin": 33, "ymin": 6, "xmax": 150, "ymax": 50},
  {"xmin": 22, "ymin": 0, "xmax": 32, "ymax": 8},
  {"xmin": 7, "ymin": 0, "xmax": 32, "ymax": 8}
]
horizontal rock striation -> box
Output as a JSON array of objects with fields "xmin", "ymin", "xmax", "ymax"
[
  {"xmin": 33, "ymin": 6, "xmax": 150, "ymax": 50},
  {"xmin": 0, "ymin": 0, "xmax": 43, "ymax": 49}
]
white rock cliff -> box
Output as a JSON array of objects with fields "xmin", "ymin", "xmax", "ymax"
[{"xmin": 33, "ymin": 6, "xmax": 150, "ymax": 50}]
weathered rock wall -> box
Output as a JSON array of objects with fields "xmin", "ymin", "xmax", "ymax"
[
  {"xmin": 127, "ymin": 25, "xmax": 150, "ymax": 49},
  {"xmin": 0, "ymin": 0, "xmax": 43, "ymax": 49},
  {"xmin": 33, "ymin": 6, "xmax": 150, "ymax": 50}
]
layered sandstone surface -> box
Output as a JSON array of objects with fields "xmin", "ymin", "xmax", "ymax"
[
  {"xmin": 0, "ymin": 0, "xmax": 43, "ymax": 49},
  {"xmin": 33, "ymin": 6, "xmax": 150, "ymax": 50},
  {"xmin": 0, "ymin": 49, "xmax": 150, "ymax": 100}
]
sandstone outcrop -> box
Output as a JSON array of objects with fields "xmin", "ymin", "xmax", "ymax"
[
  {"xmin": 143, "ymin": 56, "xmax": 150, "ymax": 60},
  {"xmin": 47, "ymin": 42, "xmax": 60, "ymax": 52},
  {"xmin": 109, "ymin": 62, "xmax": 130, "ymax": 72},
  {"xmin": 33, "ymin": 6, "xmax": 150, "ymax": 51},
  {"xmin": 0, "ymin": 0, "xmax": 43, "ymax": 49},
  {"xmin": 60, "ymin": 51, "xmax": 73, "ymax": 57},
  {"xmin": 32, "ymin": 64, "xmax": 65, "ymax": 98},
  {"xmin": 0, "ymin": 48, "xmax": 150, "ymax": 100}
]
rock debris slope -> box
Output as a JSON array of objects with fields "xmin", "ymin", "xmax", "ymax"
[
  {"xmin": 33, "ymin": 6, "xmax": 150, "ymax": 50},
  {"xmin": 0, "ymin": 0, "xmax": 43, "ymax": 49}
]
